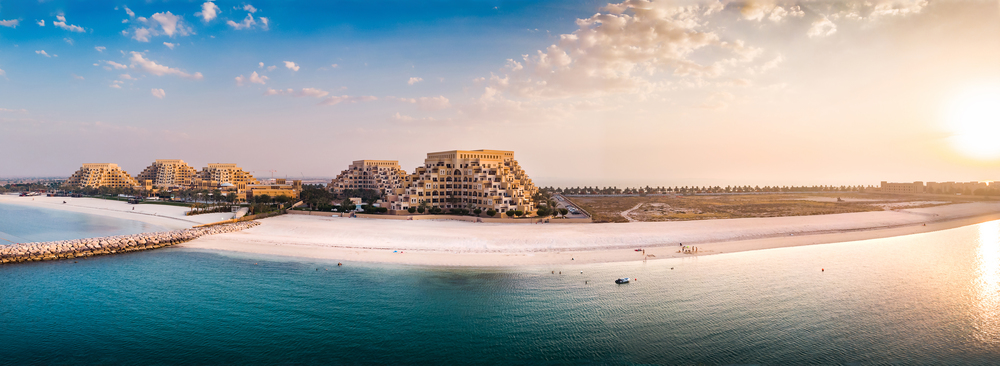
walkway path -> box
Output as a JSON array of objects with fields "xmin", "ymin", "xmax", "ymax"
[{"xmin": 620, "ymin": 203, "xmax": 642, "ymax": 222}]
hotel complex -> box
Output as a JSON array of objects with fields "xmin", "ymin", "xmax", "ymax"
[
  {"xmin": 328, "ymin": 149, "xmax": 539, "ymax": 213},
  {"xmin": 65, "ymin": 160, "xmax": 301, "ymax": 201},
  {"xmin": 879, "ymin": 181, "xmax": 992, "ymax": 194}
]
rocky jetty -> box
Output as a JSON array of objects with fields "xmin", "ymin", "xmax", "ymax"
[{"xmin": 0, "ymin": 221, "xmax": 260, "ymax": 264}]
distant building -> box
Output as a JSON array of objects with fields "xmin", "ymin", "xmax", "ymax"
[
  {"xmin": 136, "ymin": 159, "xmax": 199, "ymax": 190},
  {"xmin": 328, "ymin": 160, "xmax": 408, "ymax": 197},
  {"xmin": 248, "ymin": 178, "xmax": 303, "ymax": 200},
  {"xmin": 65, "ymin": 163, "xmax": 139, "ymax": 189},
  {"xmin": 328, "ymin": 149, "xmax": 539, "ymax": 213},
  {"xmin": 880, "ymin": 181, "xmax": 924, "ymax": 194},
  {"xmin": 925, "ymin": 181, "xmax": 989, "ymax": 194},
  {"xmin": 192, "ymin": 163, "xmax": 259, "ymax": 192}
]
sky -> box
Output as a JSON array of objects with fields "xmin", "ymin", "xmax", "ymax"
[{"xmin": 1, "ymin": 0, "xmax": 999, "ymax": 187}]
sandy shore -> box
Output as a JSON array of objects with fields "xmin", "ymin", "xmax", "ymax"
[
  {"xmin": 0, "ymin": 195, "xmax": 227, "ymax": 230},
  {"xmin": 178, "ymin": 202, "xmax": 1000, "ymax": 266}
]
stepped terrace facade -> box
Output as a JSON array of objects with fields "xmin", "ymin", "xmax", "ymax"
[
  {"xmin": 328, "ymin": 149, "xmax": 538, "ymax": 213},
  {"xmin": 65, "ymin": 163, "xmax": 139, "ymax": 189},
  {"xmin": 136, "ymin": 159, "xmax": 199, "ymax": 190},
  {"xmin": 328, "ymin": 160, "xmax": 409, "ymax": 197}
]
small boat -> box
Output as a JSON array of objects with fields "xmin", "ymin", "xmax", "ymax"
[{"xmin": 615, "ymin": 277, "xmax": 630, "ymax": 284}]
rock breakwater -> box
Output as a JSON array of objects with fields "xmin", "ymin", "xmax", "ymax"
[{"xmin": 0, "ymin": 221, "xmax": 260, "ymax": 264}]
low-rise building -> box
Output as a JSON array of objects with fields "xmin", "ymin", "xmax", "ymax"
[
  {"xmin": 880, "ymin": 181, "xmax": 924, "ymax": 194},
  {"xmin": 65, "ymin": 163, "xmax": 139, "ymax": 189},
  {"xmin": 247, "ymin": 178, "xmax": 303, "ymax": 200}
]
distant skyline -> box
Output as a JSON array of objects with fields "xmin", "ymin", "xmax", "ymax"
[{"xmin": 2, "ymin": 0, "xmax": 999, "ymax": 187}]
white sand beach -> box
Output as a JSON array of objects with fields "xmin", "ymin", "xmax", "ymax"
[
  {"xmin": 181, "ymin": 201, "xmax": 1000, "ymax": 266},
  {"xmin": 0, "ymin": 195, "xmax": 227, "ymax": 230},
  {"xmin": 6, "ymin": 194, "xmax": 1000, "ymax": 266}
]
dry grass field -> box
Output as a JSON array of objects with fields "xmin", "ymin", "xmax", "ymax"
[{"xmin": 566, "ymin": 193, "xmax": 991, "ymax": 223}]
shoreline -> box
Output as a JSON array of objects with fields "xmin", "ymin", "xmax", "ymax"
[
  {"xmin": 0, "ymin": 195, "xmax": 230, "ymax": 230},
  {"xmin": 179, "ymin": 202, "xmax": 1000, "ymax": 267}
]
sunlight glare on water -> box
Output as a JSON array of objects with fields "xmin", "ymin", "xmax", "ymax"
[{"xmin": 974, "ymin": 221, "xmax": 1000, "ymax": 343}]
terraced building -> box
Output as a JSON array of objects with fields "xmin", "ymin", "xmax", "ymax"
[
  {"xmin": 327, "ymin": 160, "xmax": 409, "ymax": 197},
  {"xmin": 65, "ymin": 163, "xmax": 139, "ymax": 189},
  {"xmin": 135, "ymin": 159, "xmax": 199, "ymax": 190}
]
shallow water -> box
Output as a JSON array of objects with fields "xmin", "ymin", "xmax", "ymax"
[
  {"xmin": 1, "ymin": 220, "xmax": 999, "ymax": 364},
  {"xmin": 0, "ymin": 202, "xmax": 169, "ymax": 244}
]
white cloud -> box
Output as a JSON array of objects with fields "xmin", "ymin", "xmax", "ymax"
[
  {"xmin": 0, "ymin": 67, "xmax": 5, "ymax": 77},
  {"xmin": 330, "ymin": 64, "xmax": 339, "ymax": 68},
  {"xmin": 267, "ymin": 65, "xmax": 277, "ymax": 71},
  {"xmin": 0, "ymin": 108, "xmax": 28, "ymax": 113},
  {"xmin": 151, "ymin": 88, "xmax": 166, "ymax": 99},
  {"xmin": 95, "ymin": 46, "xmax": 106, "ymax": 52},
  {"xmin": 807, "ymin": 17, "xmax": 837, "ymax": 38},
  {"xmin": 407, "ymin": 77, "xmax": 423, "ymax": 85},
  {"xmin": 769, "ymin": 6, "xmax": 804, "ymax": 22},
  {"xmin": 259, "ymin": 62, "xmax": 264, "ymax": 68},
  {"xmin": 0, "ymin": 19, "xmax": 19, "ymax": 28},
  {"xmin": 124, "ymin": 6, "xmax": 135, "ymax": 18},
  {"xmin": 36, "ymin": 20, "xmax": 44, "ymax": 27},
  {"xmin": 259, "ymin": 17, "xmax": 269, "ymax": 30},
  {"xmin": 129, "ymin": 11, "xmax": 193, "ymax": 42},
  {"xmin": 320, "ymin": 95, "xmax": 377, "ymax": 106},
  {"xmin": 35, "ymin": 50, "xmax": 51, "ymax": 57},
  {"xmin": 110, "ymin": 84, "xmax": 122, "ymax": 89},
  {"xmin": 227, "ymin": 13, "xmax": 257, "ymax": 30},
  {"xmin": 64, "ymin": 38, "xmax": 74, "ymax": 45},
  {"xmin": 120, "ymin": 74, "xmax": 135, "ymax": 80},
  {"xmin": 479, "ymin": 1, "xmax": 762, "ymax": 100},
  {"xmin": 196, "ymin": 2, "xmax": 221, "ymax": 22},
  {"xmin": 105, "ymin": 60, "xmax": 128, "ymax": 70},
  {"xmin": 53, "ymin": 15, "xmax": 84, "ymax": 32},
  {"xmin": 163, "ymin": 42, "xmax": 176, "ymax": 49},
  {"xmin": 72, "ymin": 74, "xmax": 84, "ymax": 80},
  {"xmin": 129, "ymin": 52, "xmax": 204, "ymax": 80},
  {"xmin": 243, "ymin": 4, "xmax": 258, "ymax": 13},
  {"xmin": 235, "ymin": 71, "xmax": 268, "ymax": 86},
  {"xmin": 283, "ymin": 61, "xmax": 299, "ymax": 71}
]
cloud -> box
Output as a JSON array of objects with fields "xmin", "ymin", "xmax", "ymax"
[
  {"xmin": 283, "ymin": 61, "xmax": 299, "ymax": 71},
  {"xmin": 330, "ymin": 64, "xmax": 339, "ymax": 68},
  {"xmin": 95, "ymin": 46, "xmax": 106, "ymax": 52},
  {"xmin": 54, "ymin": 19, "xmax": 85, "ymax": 32},
  {"xmin": 35, "ymin": 50, "xmax": 52, "ymax": 57},
  {"xmin": 478, "ymin": 1, "xmax": 763, "ymax": 100},
  {"xmin": 129, "ymin": 11, "xmax": 193, "ymax": 42},
  {"xmin": 243, "ymin": 4, "xmax": 258, "ymax": 13},
  {"xmin": 36, "ymin": 20, "xmax": 44, "ymax": 26},
  {"xmin": 0, "ymin": 67, "xmax": 5, "ymax": 77},
  {"xmin": 0, "ymin": 19, "xmax": 19, "ymax": 28},
  {"xmin": 0, "ymin": 108, "xmax": 28, "ymax": 113},
  {"xmin": 807, "ymin": 17, "xmax": 837, "ymax": 38},
  {"xmin": 72, "ymin": 74, "xmax": 84, "ymax": 80},
  {"xmin": 392, "ymin": 95, "xmax": 451, "ymax": 111},
  {"xmin": 260, "ymin": 17, "xmax": 269, "ymax": 30},
  {"xmin": 120, "ymin": 74, "xmax": 135, "ymax": 80},
  {"xmin": 129, "ymin": 52, "xmax": 204, "ymax": 80},
  {"xmin": 320, "ymin": 95, "xmax": 378, "ymax": 106},
  {"xmin": 105, "ymin": 60, "xmax": 128, "ymax": 70},
  {"xmin": 196, "ymin": 2, "xmax": 221, "ymax": 22},
  {"xmin": 163, "ymin": 42, "xmax": 176, "ymax": 49},
  {"xmin": 151, "ymin": 88, "xmax": 166, "ymax": 99},
  {"xmin": 267, "ymin": 65, "xmax": 277, "ymax": 71},
  {"xmin": 768, "ymin": 6, "xmax": 804, "ymax": 22},
  {"xmin": 259, "ymin": 62, "xmax": 264, "ymax": 68},
  {"xmin": 64, "ymin": 38, "xmax": 74, "ymax": 45},
  {"xmin": 235, "ymin": 71, "xmax": 268, "ymax": 86},
  {"xmin": 124, "ymin": 6, "xmax": 135, "ymax": 18},
  {"xmin": 264, "ymin": 88, "xmax": 376, "ymax": 105},
  {"xmin": 407, "ymin": 77, "xmax": 423, "ymax": 85},
  {"xmin": 227, "ymin": 13, "xmax": 257, "ymax": 30}
]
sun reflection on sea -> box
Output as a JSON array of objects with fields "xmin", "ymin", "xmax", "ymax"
[{"xmin": 974, "ymin": 221, "xmax": 1000, "ymax": 343}]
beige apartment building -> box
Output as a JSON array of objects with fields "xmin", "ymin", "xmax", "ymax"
[
  {"xmin": 926, "ymin": 181, "xmax": 989, "ymax": 194},
  {"xmin": 248, "ymin": 178, "xmax": 303, "ymax": 200},
  {"xmin": 880, "ymin": 181, "xmax": 925, "ymax": 194},
  {"xmin": 328, "ymin": 149, "xmax": 539, "ymax": 213},
  {"xmin": 191, "ymin": 163, "xmax": 259, "ymax": 192},
  {"xmin": 136, "ymin": 159, "xmax": 199, "ymax": 190},
  {"xmin": 328, "ymin": 160, "xmax": 409, "ymax": 197},
  {"xmin": 65, "ymin": 163, "xmax": 139, "ymax": 189}
]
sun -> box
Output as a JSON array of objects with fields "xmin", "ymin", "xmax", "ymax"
[{"xmin": 946, "ymin": 86, "xmax": 1000, "ymax": 160}]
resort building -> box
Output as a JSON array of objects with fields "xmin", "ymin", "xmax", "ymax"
[
  {"xmin": 925, "ymin": 181, "xmax": 989, "ymax": 194},
  {"xmin": 327, "ymin": 149, "xmax": 539, "ymax": 213},
  {"xmin": 248, "ymin": 178, "xmax": 303, "ymax": 200},
  {"xmin": 192, "ymin": 163, "xmax": 259, "ymax": 192},
  {"xmin": 880, "ymin": 181, "xmax": 925, "ymax": 194},
  {"xmin": 65, "ymin": 163, "xmax": 139, "ymax": 189},
  {"xmin": 327, "ymin": 160, "xmax": 409, "ymax": 197},
  {"xmin": 135, "ymin": 159, "xmax": 198, "ymax": 190}
]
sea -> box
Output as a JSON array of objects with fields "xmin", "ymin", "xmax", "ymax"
[{"xmin": 1, "ymin": 203, "xmax": 999, "ymax": 364}]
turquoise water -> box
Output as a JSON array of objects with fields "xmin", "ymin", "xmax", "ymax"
[
  {"xmin": 1, "ymin": 218, "xmax": 999, "ymax": 364},
  {"xmin": 0, "ymin": 202, "xmax": 169, "ymax": 244}
]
